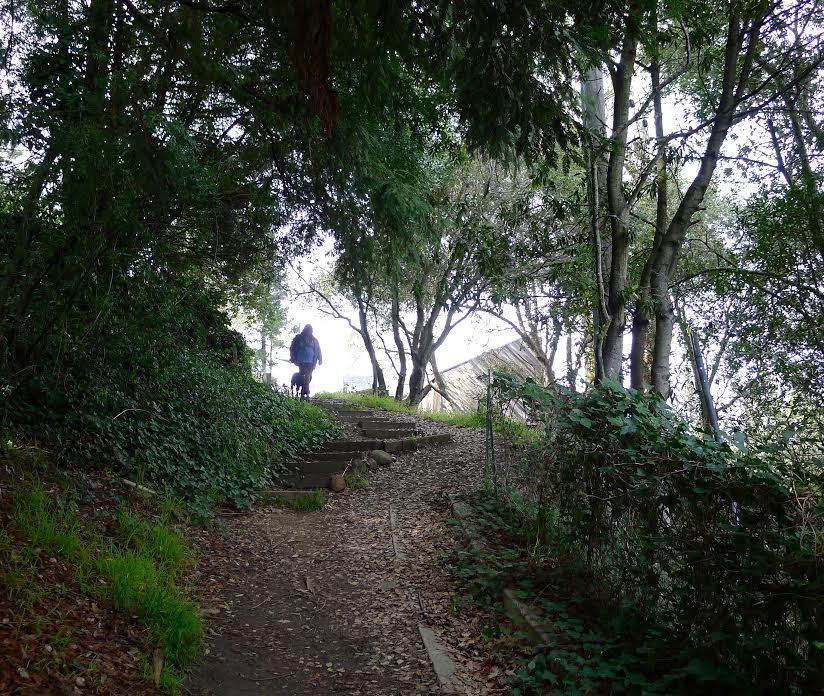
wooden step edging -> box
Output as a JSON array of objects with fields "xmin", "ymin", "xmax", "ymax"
[
  {"xmin": 286, "ymin": 433, "xmax": 453, "ymax": 489},
  {"xmin": 447, "ymin": 492, "xmax": 552, "ymax": 646},
  {"xmin": 382, "ymin": 433, "xmax": 451, "ymax": 452},
  {"xmin": 418, "ymin": 623, "xmax": 461, "ymax": 694}
]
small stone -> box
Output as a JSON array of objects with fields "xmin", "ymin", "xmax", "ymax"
[
  {"xmin": 18, "ymin": 667, "xmax": 29, "ymax": 679},
  {"xmin": 328, "ymin": 474, "xmax": 345, "ymax": 492},
  {"xmin": 368, "ymin": 449, "xmax": 394, "ymax": 466},
  {"xmin": 45, "ymin": 644, "xmax": 53, "ymax": 653},
  {"xmin": 75, "ymin": 676, "xmax": 86, "ymax": 687}
]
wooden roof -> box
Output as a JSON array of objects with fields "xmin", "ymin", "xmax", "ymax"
[{"xmin": 425, "ymin": 338, "xmax": 543, "ymax": 413}]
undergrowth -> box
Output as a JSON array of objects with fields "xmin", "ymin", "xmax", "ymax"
[
  {"xmin": 3, "ymin": 280, "xmax": 338, "ymax": 511},
  {"xmin": 7, "ymin": 477, "xmax": 202, "ymax": 692},
  {"xmin": 344, "ymin": 471, "xmax": 369, "ymax": 490},
  {"xmin": 455, "ymin": 376, "xmax": 824, "ymax": 695},
  {"xmin": 266, "ymin": 490, "xmax": 327, "ymax": 511}
]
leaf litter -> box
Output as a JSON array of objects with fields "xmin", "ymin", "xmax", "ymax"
[{"xmin": 186, "ymin": 407, "xmax": 510, "ymax": 695}]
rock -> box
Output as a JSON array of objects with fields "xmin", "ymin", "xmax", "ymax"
[
  {"xmin": 368, "ymin": 449, "xmax": 394, "ymax": 466},
  {"xmin": 328, "ymin": 474, "xmax": 346, "ymax": 492},
  {"xmin": 75, "ymin": 676, "xmax": 86, "ymax": 687}
]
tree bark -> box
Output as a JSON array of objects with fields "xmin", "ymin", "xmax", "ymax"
[
  {"xmin": 646, "ymin": 12, "xmax": 762, "ymax": 395},
  {"xmin": 630, "ymin": 40, "xmax": 667, "ymax": 390},
  {"xmin": 391, "ymin": 289, "xmax": 407, "ymax": 400},
  {"xmin": 581, "ymin": 65, "xmax": 610, "ymax": 382},
  {"xmin": 602, "ymin": 32, "xmax": 638, "ymax": 380},
  {"xmin": 356, "ymin": 297, "xmax": 386, "ymax": 394},
  {"xmin": 430, "ymin": 352, "xmax": 451, "ymax": 405}
]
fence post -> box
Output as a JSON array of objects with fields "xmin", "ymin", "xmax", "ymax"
[{"xmin": 485, "ymin": 368, "xmax": 497, "ymax": 495}]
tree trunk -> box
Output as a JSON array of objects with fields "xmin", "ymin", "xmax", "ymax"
[
  {"xmin": 630, "ymin": 41, "xmax": 667, "ymax": 390},
  {"xmin": 581, "ymin": 65, "xmax": 610, "ymax": 382},
  {"xmin": 647, "ymin": 12, "xmax": 761, "ymax": 395},
  {"xmin": 430, "ymin": 352, "xmax": 450, "ymax": 405},
  {"xmin": 391, "ymin": 291, "xmax": 407, "ymax": 400},
  {"xmin": 407, "ymin": 335, "xmax": 433, "ymax": 407},
  {"xmin": 357, "ymin": 299, "xmax": 386, "ymax": 394},
  {"xmin": 602, "ymin": 33, "xmax": 638, "ymax": 381}
]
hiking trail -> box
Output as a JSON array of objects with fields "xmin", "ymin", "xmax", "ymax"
[{"xmin": 186, "ymin": 400, "xmax": 498, "ymax": 696}]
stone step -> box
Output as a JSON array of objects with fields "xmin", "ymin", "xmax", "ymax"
[
  {"xmin": 299, "ymin": 460, "xmax": 351, "ymax": 474},
  {"xmin": 296, "ymin": 450, "xmax": 364, "ymax": 462},
  {"xmin": 318, "ymin": 439, "xmax": 380, "ymax": 452},
  {"xmin": 294, "ymin": 472, "xmax": 338, "ymax": 489},
  {"xmin": 357, "ymin": 419, "xmax": 415, "ymax": 428},
  {"xmin": 335, "ymin": 410, "xmax": 376, "ymax": 421},
  {"xmin": 361, "ymin": 428, "xmax": 418, "ymax": 439}
]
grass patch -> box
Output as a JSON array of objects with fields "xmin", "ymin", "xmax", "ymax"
[
  {"xmin": 317, "ymin": 391, "xmax": 415, "ymax": 414},
  {"xmin": 8, "ymin": 481, "xmax": 202, "ymax": 692},
  {"xmin": 265, "ymin": 490, "xmax": 328, "ymax": 511},
  {"xmin": 317, "ymin": 391, "xmax": 485, "ymax": 426},
  {"xmin": 97, "ymin": 549, "xmax": 202, "ymax": 673},
  {"xmin": 13, "ymin": 482, "xmax": 87, "ymax": 562},
  {"xmin": 344, "ymin": 472, "xmax": 369, "ymax": 490}
]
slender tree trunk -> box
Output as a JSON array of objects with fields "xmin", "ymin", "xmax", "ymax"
[
  {"xmin": 630, "ymin": 40, "xmax": 667, "ymax": 389},
  {"xmin": 430, "ymin": 352, "xmax": 451, "ymax": 405},
  {"xmin": 356, "ymin": 298, "xmax": 386, "ymax": 394},
  {"xmin": 566, "ymin": 332, "xmax": 580, "ymax": 392},
  {"xmin": 391, "ymin": 291, "xmax": 407, "ymax": 400},
  {"xmin": 647, "ymin": 13, "xmax": 762, "ymax": 395},
  {"xmin": 602, "ymin": 33, "xmax": 638, "ymax": 380},
  {"xmin": 581, "ymin": 66, "xmax": 609, "ymax": 382}
]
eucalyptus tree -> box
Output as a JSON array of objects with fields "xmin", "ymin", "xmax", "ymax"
[{"xmin": 577, "ymin": 0, "xmax": 823, "ymax": 398}]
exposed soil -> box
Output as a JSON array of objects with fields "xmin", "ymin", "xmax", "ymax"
[
  {"xmin": 0, "ymin": 471, "xmax": 159, "ymax": 696},
  {"xmin": 186, "ymin": 414, "xmax": 507, "ymax": 696}
]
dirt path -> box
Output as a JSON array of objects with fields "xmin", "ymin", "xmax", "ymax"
[{"xmin": 186, "ymin": 417, "xmax": 496, "ymax": 696}]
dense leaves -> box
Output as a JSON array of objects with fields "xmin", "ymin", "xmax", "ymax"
[
  {"xmin": 2, "ymin": 276, "xmax": 336, "ymax": 508},
  {"xmin": 489, "ymin": 374, "xmax": 824, "ymax": 692}
]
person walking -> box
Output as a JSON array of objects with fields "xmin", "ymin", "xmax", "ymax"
[{"xmin": 289, "ymin": 324, "xmax": 322, "ymax": 399}]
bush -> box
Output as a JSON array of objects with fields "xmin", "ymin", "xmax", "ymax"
[
  {"xmin": 490, "ymin": 375, "xmax": 824, "ymax": 693},
  {"xmin": 2, "ymin": 278, "xmax": 337, "ymax": 509}
]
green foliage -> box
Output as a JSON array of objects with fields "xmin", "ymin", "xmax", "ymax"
[
  {"xmin": 344, "ymin": 472, "xmax": 368, "ymax": 490},
  {"xmin": 8, "ymin": 480, "xmax": 203, "ymax": 691},
  {"xmin": 3, "ymin": 278, "xmax": 337, "ymax": 510},
  {"xmin": 266, "ymin": 490, "xmax": 328, "ymax": 512},
  {"xmin": 481, "ymin": 375, "xmax": 824, "ymax": 693}
]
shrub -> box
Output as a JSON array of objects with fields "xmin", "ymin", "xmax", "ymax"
[
  {"xmin": 490, "ymin": 375, "xmax": 824, "ymax": 693},
  {"xmin": 3, "ymin": 280, "xmax": 337, "ymax": 509}
]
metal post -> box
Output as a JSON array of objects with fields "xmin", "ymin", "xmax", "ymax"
[{"xmin": 485, "ymin": 368, "xmax": 497, "ymax": 494}]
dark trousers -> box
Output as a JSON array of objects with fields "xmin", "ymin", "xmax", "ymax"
[{"xmin": 298, "ymin": 363, "xmax": 315, "ymax": 396}]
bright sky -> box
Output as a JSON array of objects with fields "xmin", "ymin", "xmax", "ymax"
[
  {"xmin": 234, "ymin": 243, "xmax": 521, "ymax": 394},
  {"xmin": 268, "ymin": 300, "xmax": 519, "ymax": 395}
]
